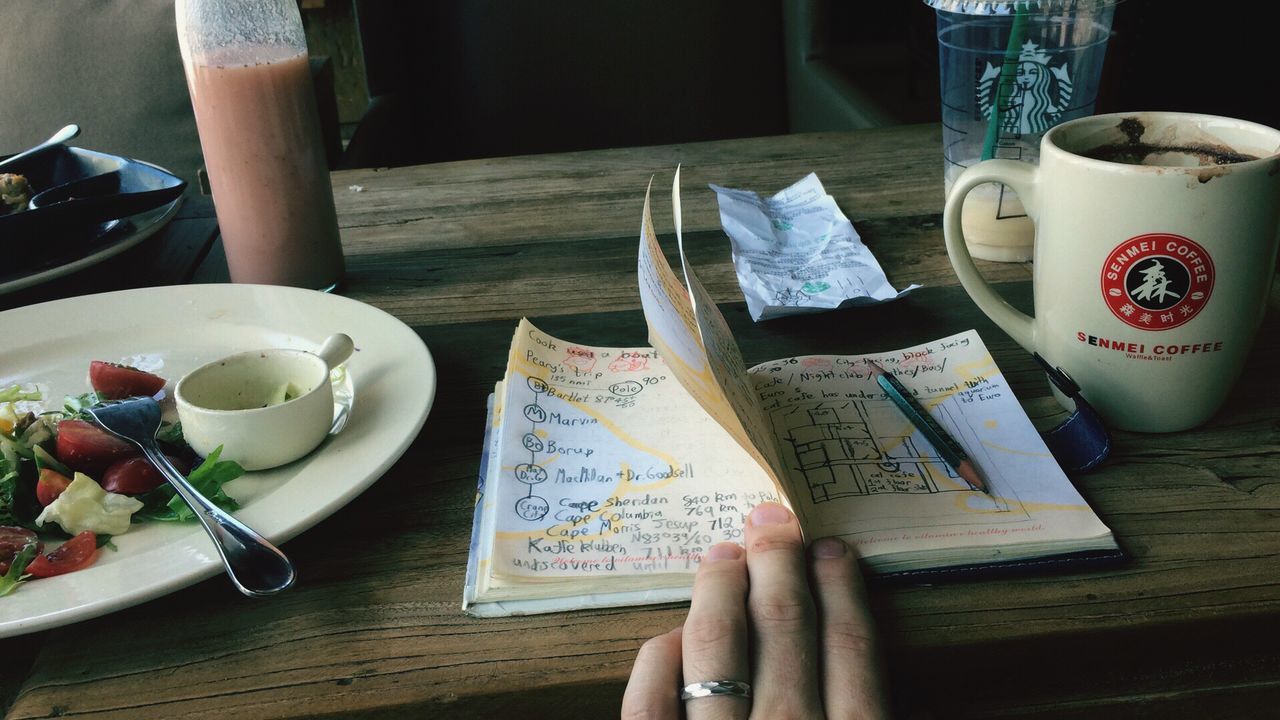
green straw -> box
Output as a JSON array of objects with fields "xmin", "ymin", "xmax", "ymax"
[{"xmin": 980, "ymin": 6, "xmax": 1029, "ymax": 160}]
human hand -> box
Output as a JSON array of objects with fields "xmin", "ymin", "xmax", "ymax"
[{"xmin": 622, "ymin": 502, "xmax": 888, "ymax": 719}]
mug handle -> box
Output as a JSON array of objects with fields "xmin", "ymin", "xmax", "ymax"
[{"xmin": 943, "ymin": 160, "xmax": 1041, "ymax": 353}]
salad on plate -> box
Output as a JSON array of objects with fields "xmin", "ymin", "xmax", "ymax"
[{"xmin": 1, "ymin": 361, "xmax": 243, "ymax": 597}]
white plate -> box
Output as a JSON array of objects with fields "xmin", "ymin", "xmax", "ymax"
[
  {"xmin": 0, "ymin": 198, "xmax": 182, "ymax": 296},
  {"xmin": 0, "ymin": 284, "xmax": 436, "ymax": 637}
]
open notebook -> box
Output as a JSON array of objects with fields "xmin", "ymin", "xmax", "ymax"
[{"xmin": 463, "ymin": 172, "xmax": 1119, "ymax": 616}]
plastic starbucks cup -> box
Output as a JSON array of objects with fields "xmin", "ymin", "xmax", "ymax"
[{"xmin": 928, "ymin": 0, "xmax": 1118, "ymax": 262}]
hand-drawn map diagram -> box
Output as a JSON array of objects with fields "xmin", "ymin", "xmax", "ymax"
[{"xmin": 768, "ymin": 398, "xmax": 1017, "ymax": 516}]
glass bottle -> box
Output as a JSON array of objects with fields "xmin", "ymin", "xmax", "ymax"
[{"xmin": 176, "ymin": 0, "xmax": 345, "ymax": 290}]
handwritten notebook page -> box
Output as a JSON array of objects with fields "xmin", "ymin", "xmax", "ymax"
[
  {"xmin": 672, "ymin": 169, "xmax": 790, "ymax": 483},
  {"xmin": 638, "ymin": 174, "xmax": 787, "ymax": 489},
  {"xmin": 750, "ymin": 331, "xmax": 1115, "ymax": 572},
  {"xmin": 466, "ymin": 384, "xmax": 505, "ymax": 600},
  {"xmin": 480, "ymin": 320, "xmax": 779, "ymax": 595}
]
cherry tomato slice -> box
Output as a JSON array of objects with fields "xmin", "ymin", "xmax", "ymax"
[
  {"xmin": 25, "ymin": 531, "xmax": 98, "ymax": 578},
  {"xmin": 0, "ymin": 526, "xmax": 41, "ymax": 575},
  {"xmin": 56, "ymin": 419, "xmax": 138, "ymax": 475},
  {"xmin": 101, "ymin": 455, "xmax": 187, "ymax": 495},
  {"xmin": 88, "ymin": 361, "xmax": 167, "ymax": 400},
  {"xmin": 36, "ymin": 468, "xmax": 72, "ymax": 507}
]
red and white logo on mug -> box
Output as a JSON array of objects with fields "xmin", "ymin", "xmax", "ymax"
[{"xmin": 1100, "ymin": 233, "xmax": 1214, "ymax": 330}]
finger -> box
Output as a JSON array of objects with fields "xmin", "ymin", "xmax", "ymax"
[
  {"xmin": 810, "ymin": 537, "xmax": 889, "ymax": 720},
  {"xmin": 622, "ymin": 627, "xmax": 684, "ymax": 720},
  {"xmin": 682, "ymin": 542, "xmax": 751, "ymax": 720},
  {"xmin": 744, "ymin": 503, "xmax": 823, "ymax": 717}
]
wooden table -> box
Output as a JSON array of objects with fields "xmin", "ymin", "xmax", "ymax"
[{"xmin": 4, "ymin": 124, "xmax": 1279, "ymax": 719}]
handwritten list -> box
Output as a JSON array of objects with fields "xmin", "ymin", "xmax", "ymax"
[{"xmin": 485, "ymin": 320, "xmax": 779, "ymax": 583}]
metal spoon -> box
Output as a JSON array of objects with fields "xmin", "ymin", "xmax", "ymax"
[
  {"xmin": 85, "ymin": 397, "xmax": 296, "ymax": 597},
  {"xmin": 0, "ymin": 124, "xmax": 81, "ymax": 171}
]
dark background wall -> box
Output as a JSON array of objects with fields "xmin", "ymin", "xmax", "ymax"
[
  {"xmin": 1096, "ymin": 0, "xmax": 1279, "ymax": 129},
  {"xmin": 821, "ymin": 0, "xmax": 1280, "ymax": 129},
  {"xmin": 299, "ymin": 0, "xmax": 1280, "ymax": 164}
]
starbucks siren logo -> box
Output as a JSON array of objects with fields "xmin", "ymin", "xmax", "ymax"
[
  {"xmin": 977, "ymin": 41, "xmax": 1074, "ymax": 135},
  {"xmin": 1100, "ymin": 233, "xmax": 1214, "ymax": 331}
]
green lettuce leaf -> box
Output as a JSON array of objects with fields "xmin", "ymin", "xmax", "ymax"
[
  {"xmin": 0, "ymin": 541, "xmax": 37, "ymax": 598},
  {"xmin": 32, "ymin": 444, "xmax": 72, "ymax": 477},
  {"xmin": 0, "ymin": 459, "xmax": 19, "ymax": 527},
  {"xmin": 62, "ymin": 392, "xmax": 105, "ymax": 418},
  {"xmin": 0, "ymin": 439, "xmax": 40, "ymax": 530},
  {"xmin": 135, "ymin": 446, "xmax": 243, "ymax": 522},
  {"xmin": 0, "ymin": 384, "xmax": 41, "ymax": 404},
  {"xmin": 156, "ymin": 420, "xmax": 185, "ymax": 448}
]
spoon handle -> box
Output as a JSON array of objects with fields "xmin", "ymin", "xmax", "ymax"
[
  {"xmin": 139, "ymin": 443, "xmax": 296, "ymax": 596},
  {"xmin": 0, "ymin": 124, "xmax": 80, "ymax": 171},
  {"xmin": 316, "ymin": 333, "xmax": 354, "ymax": 369}
]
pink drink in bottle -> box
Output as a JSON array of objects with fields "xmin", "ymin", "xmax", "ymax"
[{"xmin": 177, "ymin": 0, "xmax": 344, "ymax": 290}]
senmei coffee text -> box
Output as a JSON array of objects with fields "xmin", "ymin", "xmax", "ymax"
[
  {"xmin": 1076, "ymin": 332, "xmax": 1223, "ymax": 356},
  {"xmin": 1103, "ymin": 238, "xmax": 1211, "ymax": 284}
]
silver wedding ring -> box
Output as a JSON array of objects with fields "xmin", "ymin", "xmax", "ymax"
[{"xmin": 680, "ymin": 680, "xmax": 752, "ymax": 701}]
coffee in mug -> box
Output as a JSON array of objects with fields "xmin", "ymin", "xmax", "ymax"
[{"xmin": 944, "ymin": 112, "xmax": 1280, "ymax": 432}]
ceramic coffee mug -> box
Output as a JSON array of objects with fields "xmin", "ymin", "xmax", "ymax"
[{"xmin": 945, "ymin": 112, "xmax": 1280, "ymax": 432}]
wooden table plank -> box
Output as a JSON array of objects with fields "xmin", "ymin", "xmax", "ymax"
[
  {"xmin": 5, "ymin": 125, "xmax": 1279, "ymax": 718},
  {"xmin": 329, "ymin": 125, "xmax": 1032, "ymax": 326}
]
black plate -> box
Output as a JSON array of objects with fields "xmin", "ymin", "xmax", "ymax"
[{"xmin": 0, "ymin": 146, "xmax": 186, "ymax": 264}]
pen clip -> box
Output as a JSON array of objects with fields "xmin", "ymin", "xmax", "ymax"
[
  {"xmin": 1028, "ymin": 354, "xmax": 1112, "ymax": 473},
  {"xmin": 1032, "ymin": 353, "xmax": 1080, "ymax": 397}
]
